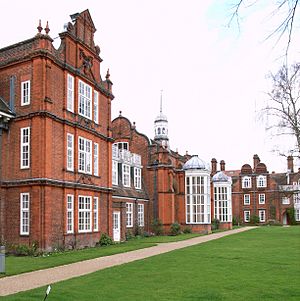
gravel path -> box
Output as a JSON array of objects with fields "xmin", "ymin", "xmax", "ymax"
[{"xmin": 0, "ymin": 227, "xmax": 255, "ymax": 296}]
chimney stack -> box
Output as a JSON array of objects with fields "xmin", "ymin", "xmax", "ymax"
[
  {"xmin": 211, "ymin": 158, "xmax": 217, "ymax": 175},
  {"xmin": 253, "ymin": 154, "xmax": 260, "ymax": 170},
  {"xmin": 220, "ymin": 160, "xmax": 225, "ymax": 171},
  {"xmin": 287, "ymin": 156, "xmax": 294, "ymax": 173}
]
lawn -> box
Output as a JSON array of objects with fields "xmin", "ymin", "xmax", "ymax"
[
  {"xmin": 2, "ymin": 226, "xmax": 300, "ymax": 301},
  {"xmin": 0, "ymin": 233, "xmax": 200, "ymax": 277}
]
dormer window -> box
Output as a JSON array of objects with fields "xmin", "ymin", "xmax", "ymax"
[
  {"xmin": 257, "ymin": 175, "xmax": 267, "ymax": 188},
  {"xmin": 242, "ymin": 176, "xmax": 252, "ymax": 189}
]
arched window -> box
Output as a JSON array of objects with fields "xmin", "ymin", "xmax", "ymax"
[
  {"xmin": 257, "ymin": 175, "xmax": 267, "ymax": 188},
  {"xmin": 158, "ymin": 128, "xmax": 161, "ymax": 135},
  {"xmin": 162, "ymin": 127, "xmax": 165, "ymax": 134},
  {"xmin": 242, "ymin": 176, "xmax": 252, "ymax": 188}
]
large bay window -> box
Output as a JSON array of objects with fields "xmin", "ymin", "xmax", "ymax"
[
  {"xmin": 186, "ymin": 174, "xmax": 210, "ymax": 224},
  {"xmin": 20, "ymin": 193, "xmax": 30, "ymax": 235},
  {"xmin": 20, "ymin": 127, "xmax": 30, "ymax": 169},
  {"xmin": 78, "ymin": 196, "xmax": 92, "ymax": 232},
  {"xmin": 214, "ymin": 186, "xmax": 232, "ymax": 222},
  {"xmin": 78, "ymin": 137, "xmax": 92, "ymax": 174},
  {"xmin": 78, "ymin": 80, "xmax": 92, "ymax": 119}
]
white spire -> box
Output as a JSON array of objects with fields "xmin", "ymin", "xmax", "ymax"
[{"xmin": 154, "ymin": 89, "xmax": 169, "ymax": 149}]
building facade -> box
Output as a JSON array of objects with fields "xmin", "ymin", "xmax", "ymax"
[{"xmin": 0, "ymin": 10, "xmax": 114, "ymax": 250}]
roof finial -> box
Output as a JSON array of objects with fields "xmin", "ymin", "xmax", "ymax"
[
  {"xmin": 37, "ymin": 20, "xmax": 42, "ymax": 33},
  {"xmin": 160, "ymin": 89, "xmax": 163, "ymax": 114},
  {"xmin": 45, "ymin": 21, "xmax": 50, "ymax": 35},
  {"xmin": 106, "ymin": 68, "xmax": 110, "ymax": 80}
]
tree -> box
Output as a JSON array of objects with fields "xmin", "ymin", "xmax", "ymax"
[
  {"xmin": 229, "ymin": 1, "xmax": 299, "ymax": 55},
  {"xmin": 265, "ymin": 63, "xmax": 300, "ymax": 157}
]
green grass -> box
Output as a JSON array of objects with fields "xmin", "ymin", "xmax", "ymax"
[
  {"xmin": 2, "ymin": 226, "xmax": 300, "ymax": 301},
  {"xmin": 0, "ymin": 233, "xmax": 200, "ymax": 277}
]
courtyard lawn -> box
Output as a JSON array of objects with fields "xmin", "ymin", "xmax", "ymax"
[
  {"xmin": 0, "ymin": 233, "xmax": 200, "ymax": 277},
  {"xmin": 2, "ymin": 226, "xmax": 300, "ymax": 301}
]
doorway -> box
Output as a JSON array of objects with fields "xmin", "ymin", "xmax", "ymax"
[{"xmin": 113, "ymin": 211, "xmax": 121, "ymax": 242}]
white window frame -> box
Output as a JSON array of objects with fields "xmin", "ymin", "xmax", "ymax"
[
  {"xmin": 138, "ymin": 203, "xmax": 144, "ymax": 227},
  {"xmin": 112, "ymin": 160, "xmax": 118, "ymax": 185},
  {"xmin": 94, "ymin": 142, "xmax": 99, "ymax": 176},
  {"xmin": 66, "ymin": 194, "xmax": 74, "ymax": 234},
  {"xmin": 117, "ymin": 142, "xmax": 129, "ymax": 151},
  {"xmin": 214, "ymin": 186, "xmax": 232, "ymax": 222},
  {"xmin": 78, "ymin": 80, "xmax": 92, "ymax": 120},
  {"xmin": 122, "ymin": 164, "xmax": 131, "ymax": 187},
  {"xmin": 78, "ymin": 137, "xmax": 92, "ymax": 174},
  {"xmin": 244, "ymin": 194, "xmax": 250, "ymax": 205},
  {"xmin": 134, "ymin": 167, "xmax": 142, "ymax": 189},
  {"xmin": 257, "ymin": 175, "xmax": 267, "ymax": 188},
  {"xmin": 242, "ymin": 176, "xmax": 252, "ymax": 188},
  {"xmin": 67, "ymin": 74, "xmax": 74, "ymax": 112},
  {"xmin": 94, "ymin": 90, "xmax": 99, "ymax": 124},
  {"xmin": 78, "ymin": 196, "xmax": 92, "ymax": 233},
  {"xmin": 296, "ymin": 209, "xmax": 300, "ymax": 222},
  {"xmin": 21, "ymin": 80, "xmax": 30, "ymax": 106},
  {"xmin": 259, "ymin": 210, "xmax": 266, "ymax": 222},
  {"xmin": 186, "ymin": 175, "xmax": 211, "ymax": 224},
  {"xmin": 126, "ymin": 203, "xmax": 133, "ymax": 227},
  {"xmin": 20, "ymin": 193, "xmax": 30, "ymax": 235},
  {"xmin": 94, "ymin": 197, "xmax": 99, "ymax": 231},
  {"xmin": 244, "ymin": 210, "xmax": 250, "ymax": 222},
  {"xmin": 258, "ymin": 193, "xmax": 265, "ymax": 204},
  {"xmin": 67, "ymin": 133, "xmax": 74, "ymax": 171},
  {"xmin": 20, "ymin": 127, "xmax": 30, "ymax": 169}
]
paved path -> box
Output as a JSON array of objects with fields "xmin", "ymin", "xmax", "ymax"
[{"xmin": 0, "ymin": 227, "xmax": 255, "ymax": 296}]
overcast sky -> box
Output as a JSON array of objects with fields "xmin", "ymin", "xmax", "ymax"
[{"xmin": 1, "ymin": 0, "xmax": 299, "ymax": 172}]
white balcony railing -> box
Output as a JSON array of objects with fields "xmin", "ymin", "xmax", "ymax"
[{"xmin": 279, "ymin": 184, "xmax": 300, "ymax": 192}]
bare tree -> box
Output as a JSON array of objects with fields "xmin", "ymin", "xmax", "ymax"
[
  {"xmin": 229, "ymin": 0, "xmax": 299, "ymax": 55},
  {"xmin": 265, "ymin": 63, "xmax": 300, "ymax": 157}
]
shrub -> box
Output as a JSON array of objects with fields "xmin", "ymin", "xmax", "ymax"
[
  {"xmin": 151, "ymin": 219, "xmax": 163, "ymax": 236},
  {"xmin": 250, "ymin": 215, "xmax": 260, "ymax": 225},
  {"xmin": 98, "ymin": 233, "xmax": 113, "ymax": 246},
  {"xmin": 170, "ymin": 222, "xmax": 181, "ymax": 236},
  {"xmin": 211, "ymin": 219, "xmax": 220, "ymax": 230},
  {"xmin": 183, "ymin": 226, "xmax": 192, "ymax": 234},
  {"xmin": 232, "ymin": 216, "xmax": 241, "ymax": 226},
  {"xmin": 125, "ymin": 230, "xmax": 134, "ymax": 241},
  {"xmin": 286, "ymin": 208, "xmax": 297, "ymax": 225}
]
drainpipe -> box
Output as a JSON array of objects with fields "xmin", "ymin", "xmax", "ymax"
[{"xmin": 0, "ymin": 128, "xmax": 4, "ymax": 242}]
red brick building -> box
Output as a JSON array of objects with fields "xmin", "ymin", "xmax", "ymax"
[
  {"xmin": 228, "ymin": 155, "xmax": 300, "ymax": 225},
  {"xmin": 0, "ymin": 10, "xmax": 114, "ymax": 250}
]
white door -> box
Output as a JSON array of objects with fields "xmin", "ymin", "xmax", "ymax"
[
  {"xmin": 113, "ymin": 211, "xmax": 121, "ymax": 242},
  {"xmin": 283, "ymin": 212, "xmax": 287, "ymax": 225}
]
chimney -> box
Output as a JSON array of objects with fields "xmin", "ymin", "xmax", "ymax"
[
  {"xmin": 211, "ymin": 158, "xmax": 217, "ymax": 175},
  {"xmin": 9, "ymin": 76, "xmax": 15, "ymax": 113},
  {"xmin": 287, "ymin": 156, "xmax": 294, "ymax": 173},
  {"xmin": 220, "ymin": 160, "xmax": 225, "ymax": 171},
  {"xmin": 253, "ymin": 154, "xmax": 260, "ymax": 170}
]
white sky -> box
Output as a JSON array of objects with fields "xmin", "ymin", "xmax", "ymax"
[{"xmin": 1, "ymin": 0, "xmax": 299, "ymax": 172}]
